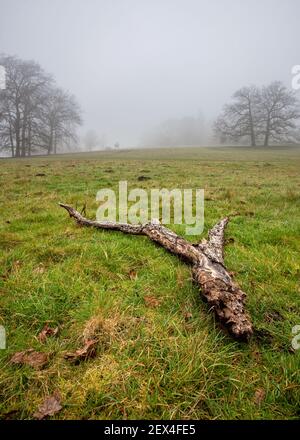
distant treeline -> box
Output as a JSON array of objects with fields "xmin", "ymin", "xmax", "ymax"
[
  {"xmin": 142, "ymin": 114, "xmax": 209, "ymax": 147},
  {"xmin": 1, "ymin": 53, "xmax": 299, "ymax": 157},
  {"xmin": 141, "ymin": 82, "xmax": 300, "ymax": 148},
  {"xmin": 0, "ymin": 54, "xmax": 82, "ymax": 157},
  {"xmin": 214, "ymin": 82, "xmax": 300, "ymax": 146}
]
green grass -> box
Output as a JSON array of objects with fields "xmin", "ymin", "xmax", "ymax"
[{"xmin": 0, "ymin": 145, "xmax": 300, "ymax": 419}]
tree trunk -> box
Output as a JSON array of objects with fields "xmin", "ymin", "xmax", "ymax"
[
  {"xmin": 9, "ymin": 120, "xmax": 15, "ymax": 157},
  {"xmin": 59, "ymin": 203, "xmax": 253, "ymax": 342},
  {"xmin": 264, "ymin": 117, "xmax": 270, "ymax": 147},
  {"xmin": 54, "ymin": 131, "xmax": 57, "ymax": 155},
  {"xmin": 249, "ymin": 107, "xmax": 256, "ymax": 147},
  {"xmin": 15, "ymin": 113, "xmax": 20, "ymax": 157},
  {"xmin": 28, "ymin": 121, "xmax": 32, "ymax": 156},
  {"xmin": 48, "ymin": 125, "xmax": 54, "ymax": 155},
  {"xmin": 21, "ymin": 106, "xmax": 27, "ymax": 157},
  {"xmin": 48, "ymin": 129, "xmax": 53, "ymax": 155}
]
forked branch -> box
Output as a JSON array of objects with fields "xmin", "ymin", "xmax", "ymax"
[{"xmin": 59, "ymin": 203, "xmax": 253, "ymax": 341}]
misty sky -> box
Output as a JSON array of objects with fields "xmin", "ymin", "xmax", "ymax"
[{"xmin": 1, "ymin": 0, "xmax": 300, "ymax": 147}]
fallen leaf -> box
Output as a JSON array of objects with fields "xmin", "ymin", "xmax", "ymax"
[
  {"xmin": 38, "ymin": 324, "xmax": 59, "ymax": 343},
  {"xmin": 33, "ymin": 392, "xmax": 62, "ymax": 420},
  {"xmin": 144, "ymin": 295, "xmax": 161, "ymax": 308},
  {"xmin": 10, "ymin": 349, "xmax": 48, "ymax": 369},
  {"xmin": 254, "ymin": 388, "xmax": 266, "ymax": 405},
  {"xmin": 64, "ymin": 339, "xmax": 97, "ymax": 363},
  {"xmin": 129, "ymin": 269, "xmax": 137, "ymax": 280}
]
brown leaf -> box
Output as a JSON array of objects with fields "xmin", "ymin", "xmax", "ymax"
[
  {"xmin": 64, "ymin": 339, "xmax": 97, "ymax": 364},
  {"xmin": 33, "ymin": 392, "xmax": 62, "ymax": 420},
  {"xmin": 254, "ymin": 388, "xmax": 266, "ymax": 405},
  {"xmin": 10, "ymin": 349, "xmax": 48, "ymax": 369},
  {"xmin": 144, "ymin": 295, "xmax": 161, "ymax": 308},
  {"xmin": 128, "ymin": 269, "xmax": 137, "ymax": 280},
  {"xmin": 38, "ymin": 324, "xmax": 59, "ymax": 343}
]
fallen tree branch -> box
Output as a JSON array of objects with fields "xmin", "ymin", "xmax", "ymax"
[{"xmin": 59, "ymin": 203, "xmax": 253, "ymax": 341}]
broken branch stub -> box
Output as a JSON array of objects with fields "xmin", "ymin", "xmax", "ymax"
[{"xmin": 59, "ymin": 203, "xmax": 253, "ymax": 341}]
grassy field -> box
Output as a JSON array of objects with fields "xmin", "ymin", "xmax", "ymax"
[{"xmin": 0, "ymin": 145, "xmax": 300, "ymax": 420}]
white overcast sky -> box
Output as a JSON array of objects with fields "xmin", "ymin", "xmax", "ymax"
[{"xmin": 1, "ymin": 0, "xmax": 300, "ymax": 146}]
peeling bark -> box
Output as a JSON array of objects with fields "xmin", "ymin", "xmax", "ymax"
[{"xmin": 59, "ymin": 203, "xmax": 253, "ymax": 341}]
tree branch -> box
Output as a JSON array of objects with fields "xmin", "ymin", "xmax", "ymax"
[
  {"xmin": 59, "ymin": 203, "xmax": 253, "ymax": 341},
  {"xmin": 195, "ymin": 217, "xmax": 229, "ymax": 264}
]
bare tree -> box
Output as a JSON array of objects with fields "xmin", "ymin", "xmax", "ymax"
[
  {"xmin": 0, "ymin": 54, "xmax": 82, "ymax": 157},
  {"xmin": 259, "ymin": 81, "xmax": 300, "ymax": 146},
  {"xmin": 214, "ymin": 86, "xmax": 260, "ymax": 147},
  {"xmin": 39, "ymin": 88, "xmax": 82, "ymax": 155},
  {"xmin": 215, "ymin": 82, "xmax": 300, "ymax": 146},
  {"xmin": 0, "ymin": 55, "xmax": 53, "ymax": 157}
]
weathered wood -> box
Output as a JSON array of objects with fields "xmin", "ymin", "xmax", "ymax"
[{"xmin": 59, "ymin": 203, "xmax": 253, "ymax": 341}]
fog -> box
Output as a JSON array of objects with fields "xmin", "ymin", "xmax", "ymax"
[{"xmin": 1, "ymin": 0, "xmax": 300, "ymax": 148}]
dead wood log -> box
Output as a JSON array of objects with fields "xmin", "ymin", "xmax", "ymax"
[{"xmin": 59, "ymin": 203, "xmax": 253, "ymax": 341}]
